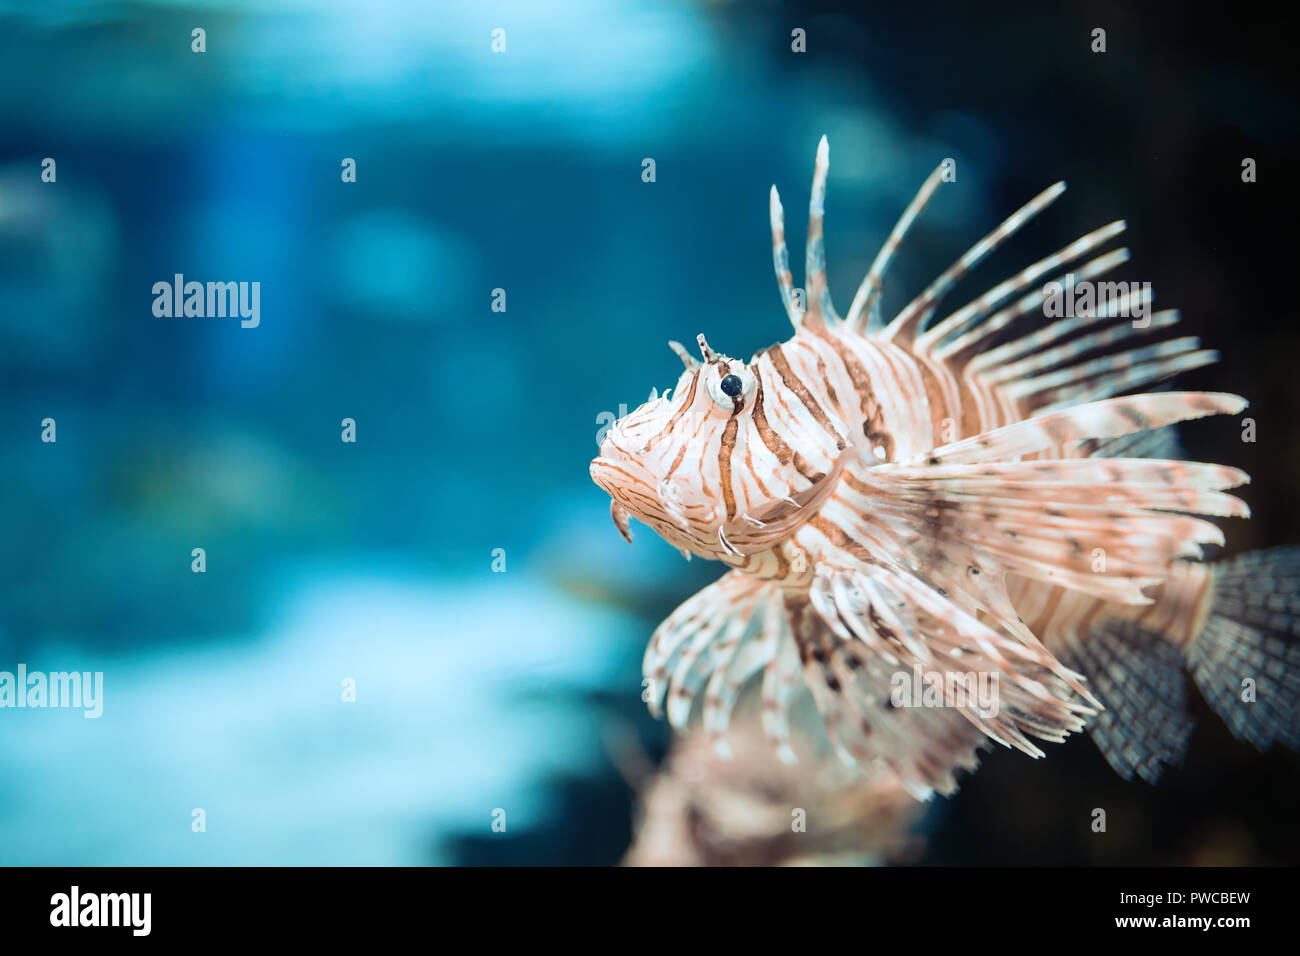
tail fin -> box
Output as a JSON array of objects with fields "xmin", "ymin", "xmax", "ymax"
[
  {"xmin": 1061, "ymin": 620, "xmax": 1195, "ymax": 784},
  {"xmin": 1188, "ymin": 546, "xmax": 1300, "ymax": 751}
]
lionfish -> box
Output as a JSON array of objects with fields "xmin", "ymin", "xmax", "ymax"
[{"xmin": 590, "ymin": 137, "xmax": 1300, "ymax": 800}]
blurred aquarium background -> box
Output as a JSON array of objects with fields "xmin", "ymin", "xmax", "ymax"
[{"xmin": 0, "ymin": 0, "xmax": 1296, "ymax": 865}]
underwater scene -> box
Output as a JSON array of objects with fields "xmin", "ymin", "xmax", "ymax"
[{"xmin": 1, "ymin": 0, "xmax": 1297, "ymax": 869}]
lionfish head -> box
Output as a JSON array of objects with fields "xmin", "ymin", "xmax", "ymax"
[
  {"xmin": 590, "ymin": 333, "xmax": 764, "ymax": 559},
  {"xmin": 591, "ymin": 136, "xmax": 864, "ymax": 562},
  {"xmin": 590, "ymin": 333, "xmax": 842, "ymax": 562}
]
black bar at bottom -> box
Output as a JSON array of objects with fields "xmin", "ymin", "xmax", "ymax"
[{"xmin": 0, "ymin": 865, "xmax": 1283, "ymax": 942}]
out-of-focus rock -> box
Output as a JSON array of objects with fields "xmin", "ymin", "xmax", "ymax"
[{"xmin": 623, "ymin": 717, "xmax": 925, "ymax": 866}]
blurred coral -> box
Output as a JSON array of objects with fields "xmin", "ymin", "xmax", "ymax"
[{"xmin": 623, "ymin": 717, "xmax": 925, "ymax": 866}]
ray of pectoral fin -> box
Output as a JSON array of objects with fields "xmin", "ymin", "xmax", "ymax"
[
  {"xmin": 824, "ymin": 393, "xmax": 1250, "ymax": 718},
  {"xmin": 718, "ymin": 446, "xmax": 865, "ymax": 556},
  {"xmin": 868, "ymin": 393, "xmax": 1250, "ymax": 599},
  {"xmin": 808, "ymin": 562, "xmax": 1095, "ymax": 757},
  {"xmin": 849, "ymin": 453, "xmax": 1249, "ymax": 607},
  {"xmin": 915, "ymin": 392, "xmax": 1247, "ymax": 465}
]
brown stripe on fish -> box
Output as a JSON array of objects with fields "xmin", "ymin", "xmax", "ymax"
[
  {"xmin": 771, "ymin": 545, "xmax": 790, "ymax": 580},
  {"xmin": 807, "ymin": 513, "xmax": 876, "ymax": 563},
  {"xmin": 752, "ymin": 373, "xmax": 822, "ymax": 481},
  {"xmin": 807, "ymin": 326, "xmax": 895, "ymax": 461},
  {"xmin": 742, "ymin": 438, "xmax": 773, "ymax": 500},
  {"xmin": 910, "ymin": 349, "xmax": 956, "ymax": 448},
  {"xmin": 767, "ymin": 344, "xmax": 847, "ymax": 451},
  {"xmin": 649, "ymin": 369, "xmax": 700, "ymax": 449},
  {"xmin": 718, "ymin": 415, "xmax": 739, "ymax": 520},
  {"xmin": 1118, "ymin": 404, "xmax": 1150, "ymax": 430},
  {"xmin": 749, "ymin": 379, "xmax": 796, "ymax": 467},
  {"xmin": 1027, "ymin": 585, "xmax": 1067, "ymax": 644}
]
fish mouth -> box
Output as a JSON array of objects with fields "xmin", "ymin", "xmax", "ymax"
[
  {"xmin": 589, "ymin": 455, "xmax": 622, "ymax": 498},
  {"xmin": 590, "ymin": 456, "xmax": 645, "ymax": 544},
  {"xmin": 593, "ymin": 446, "xmax": 860, "ymax": 558},
  {"xmin": 592, "ymin": 452, "xmax": 697, "ymax": 547}
]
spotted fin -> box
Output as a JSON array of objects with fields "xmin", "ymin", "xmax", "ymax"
[
  {"xmin": 788, "ymin": 586, "xmax": 989, "ymax": 799},
  {"xmin": 808, "ymin": 562, "xmax": 1093, "ymax": 766},
  {"xmin": 841, "ymin": 452, "xmax": 1249, "ymax": 610},
  {"xmin": 1059, "ymin": 621, "xmax": 1195, "ymax": 783},
  {"xmin": 645, "ymin": 568, "xmax": 991, "ymax": 796},
  {"xmin": 1189, "ymin": 546, "xmax": 1300, "ymax": 751}
]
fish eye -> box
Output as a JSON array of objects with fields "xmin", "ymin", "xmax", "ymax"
[{"xmin": 704, "ymin": 364, "xmax": 756, "ymax": 410}]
